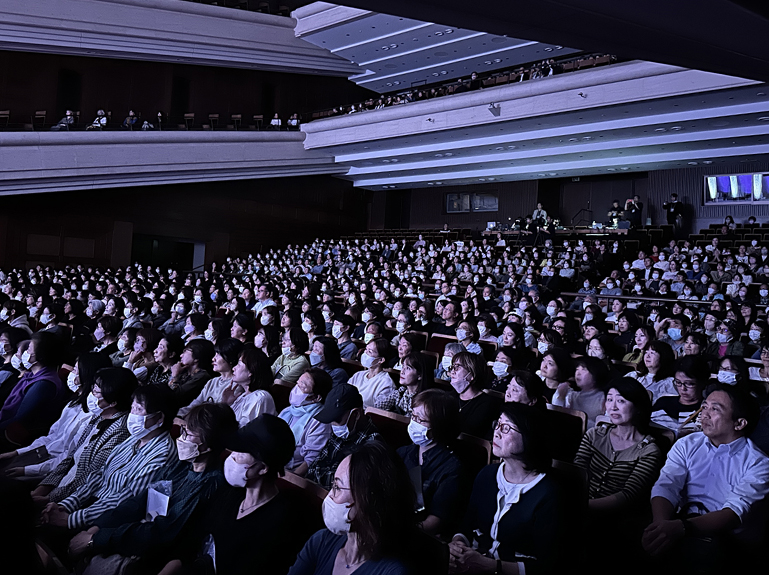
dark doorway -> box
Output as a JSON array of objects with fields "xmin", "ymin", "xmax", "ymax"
[
  {"xmin": 384, "ymin": 189, "xmax": 411, "ymax": 229},
  {"xmin": 56, "ymin": 70, "xmax": 82, "ymax": 118},
  {"xmin": 131, "ymin": 235, "xmax": 194, "ymax": 270},
  {"xmin": 170, "ymin": 75, "xmax": 190, "ymax": 121},
  {"xmin": 262, "ymin": 83, "xmax": 276, "ymax": 117}
]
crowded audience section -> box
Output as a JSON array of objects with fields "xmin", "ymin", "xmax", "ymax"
[{"xmin": 1, "ymin": 213, "xmax": 769, "ymax": 575}]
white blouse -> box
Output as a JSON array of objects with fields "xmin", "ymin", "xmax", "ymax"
[{"xmin": 231, "ymin": 390, "xmax": 276, "ymax": 427}]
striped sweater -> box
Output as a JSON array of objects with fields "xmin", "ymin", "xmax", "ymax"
[
  {"xmin": 60, "ymin": 431, "xmax": 177, "ymax": 529},
  {"xmin": 573, "ymin": 423, "xmax": 663, "ymax": 506}
]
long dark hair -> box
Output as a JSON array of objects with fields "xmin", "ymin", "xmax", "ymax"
[
  {"xmin": 635, "ymin": 340, "xmax": 675, "ymax": 381},
  {"xmin": 348, "ymin": 441, "xmax": 414, "ymax": 559},
  {"xmin": 239, "ymin": 346, "xmax": 273, "ymax": 392}
]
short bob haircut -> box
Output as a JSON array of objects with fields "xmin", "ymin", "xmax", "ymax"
[
  {"xmin": 673, "ymin": 355, "xmax": 710, "ymax": 387},
  {"xmin": 574, "ymin": 356, "xmax": 610, "ymax": 390},
  {"xmin": 208, "ymin": 318, "xmax": 231, "ymax": 343},
  {"xmin": 132, "ymin": 384, "xmax": 175, "ymax": 431},
  {"xmin": 285, "ymin": 327, "xmax": 310, "ymax": 355},
  {"xmin": 312, "ymin": 336, "xmax": 343, "ymax": 369},
  {"xmin": 541, "ymin": 347, "xmax": 575, "ymax": 382},
  {"xmin": 348, "ymin": 441, "xmax": 414, "ymax": 559},
  {"xmin": 232, "ymin": 313, "xmax": 256, "ymax": 339},
  {"xmin": 498, "ymin": 402, "xmax": 551, "ymax": 473},
  {"xmin": 704, "ymin": 383, "xmax": 760, "ymax": 436},
  {"xmin": 95, "ymin": 367, "xmax": 138, "ymax": 412},
  {"xmin": 635, "ymin": 340, "xmax": 676, "ymax": 381},
  {"xmin": 507, "ymin": 370, "xmax": 549, "ymax": 409},
  {"xmin": 184, "ymin": 403, "xmax": 239, "ymax": 464},
  {"xmin": 215, "ymin": 338, "xmax": 245, "ymax": 369},
  {"xmin": 72, "ymin": 352, "xmax": 113, "ymax": 412},
  {"xmin": 184, "ymin": 339, "xmax": 215, "ymax": 372},
  {"xmin": 606, "ymin": 377, "xmax": 652, "ymax": 433},
  {"xmin": 29, "ymin": 331, "xmax": 62, "ymax": 368},
  {"xmin": 97, "ymin": 315, "xmax": 122, "ymax": 337},
  {"xmin": 302, "ymin": 368, "xmax": 334, "ymax": 402},
  {"xmin": 412, "ymin": 388, "xmax": 460, "ymax": 446},
  {"xmin": 451, "ymin": 351, "xmax": 487, "ymax": 390},
  {"xmin": 238, "ymin": 346, "xmax": 273, "ymax": 392}
]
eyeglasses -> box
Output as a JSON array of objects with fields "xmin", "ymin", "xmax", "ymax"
[
  {"xmin": 494, "ymin": 421, "xmax": 520, "ymax": 435},
  {"xmin": 180, "ymin": 427, "xmax": 198, "ymax": 441},
  {"xmin": 411, "ymin": 413, "xmax": 429, "ymax": 426},
  {"xmin": 330, "ymin": 480, "xmax": 352, "ymax": 497},
  {"xmin": 673, "ymin": 379, "xmax": 697, "ymax": 390}
]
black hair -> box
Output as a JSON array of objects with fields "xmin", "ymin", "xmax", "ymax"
[
  {"xmin": 185, "ymin": 339, "xmax": 215, "ymax": 372},
  {"xmin": 304, "ymin": 368, "xmax": 334, "ymax": 402},
  {"xmin": 705, "ymin": 383, "xmax": 760, "ymax": 436},
  {"xmin": 29, "ymin": 331, "xmax": 62, "ymax": 368},
  {"xmin": 132, "ymin": 384, "xmax": 175, "ymax": 431},
  {"xmin": 498, "ymin": 402, "xmax": 551, "ymax": 473},
  {"xmin": 413, "ymin": 388, "xmax": 460, "ymax": 446},
  {"xmin": 72, "ymin": 352, "xmax": 113, "ymax": 411},
  {"xmin": 674, "ymin": 356, "xmax": 710, "ymax": 387},
  {"xmin": 313, "ymin": 336, "xmax": 343, "ymax": 369},
  {"xmin": 607, "ymin": 377, "xmax": 652, "ymax": 433},
  {"xmin": 95, "ymin": 367, "xmax": 138, "ymax": 412}
]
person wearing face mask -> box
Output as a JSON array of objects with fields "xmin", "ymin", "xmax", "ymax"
[
  {"xmin": 179, "ymin": 413, "xmax": 303, "ymax": 575},
  {"xmin": 272, "ymin": 327, "xmax": 310, "ymax": 386},
  {"xmin": 40, "ymin": 385, "xmax": 177, "ymax": 533},
  {"xmin": 158, "ymin": 299, "xmax": 191, "ymax": 337},
  {"xmin": 123, "ymin": 328, "xmax": 161, "ymax": 384},
  {"xmin": 147, "ymin": 297, "xmax": 170, "ymax": 330},
  {"xmin": 348, "ymin": 338, "xmax": 395, "ymax": 409},
  {"xmin": 332, "ymin": 315, "xmax": 358, "ymax": 360},
  {"xmin": 0, "ymin": 332, "xmax": 66, "ymax": 450},
  {"xmin": 1, "ymin": 300, "xmax": 33, "ymax": 336},
  {"xmin": 707, "ymin": 319, "xmax": 744, "ymax": 359},
  {"xmin": 278, "ymin": 368, "xmax": 334, "ymax": 476},
  {"xmin": 396, "ymin": 389, "xmax": 464, "ymax": 538},
  {"xmin": 294, "ymin": 442, "xmax": 415, "ymax": 575},
  {"xmin": 450, "ymin": 351, "xmax": 500, "ymax": 440},
  {"xmin": 0, "ymin": 326, "xmax": 26, "ymax": 406},
  {"xmin": 67, "ymin": 403, "xmax": 238, "ymax": 571},
  {"xmin": 309, "ymin": 337, "xmax": 349, "ymax": 387},
  {"xmin": 657, "ymin": 315, "xmax": 690, "ymax": 358},
  {"xmin": 307, "ymin": 384, "xmax": 381, "ymax": 490},
  {"xmin": 182, "ymin": 313, "xmax": 209, "ymax": 343},
  {"xmin": 109, "ymin": 327, "xmax": 138, "ymax": 368},
  {"xmin": 0, "ymin": 352, "xmax": 112, "ymax": 481},
  {"xmin": 32, "ymin": 367, "xmax": 136, "ymax": 504},
  {"xmin": 488, "ymin": 348, "xmax": 518, "ymax": 393},
  {"xmin": 93, "ymin": 316, "xmax": 121, "ymax": 355},
  {"xmin": 119, "ymin": 300, "xmax": 143, "ymax": 334}
]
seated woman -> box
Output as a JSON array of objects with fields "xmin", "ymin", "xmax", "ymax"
[
  {"xmin": 309, "ymin": 336, "xmax": 348, "ymax": 387},
  {"xmin": 230, "ymin": 313, "xmax": 256, "ymax": 345},
  {"xmin": 573, "ymin": 378, "xmax": 663, "ymax": 555},
  {"xmin": 622, "ymin": 325, "xmax": 655, "ymax": 367},
  {"xmin": 41, "ymin": 384, "xmax": 177, "ymax": 531},
  {"xmin": 168, "ymin": 339, "xmax": 215, "ymax": 409},
  {"xmin": 504, "ymin": 370, "xmax": 549, "ymax": 409},
  {"xmin": 707, "ymin": 318, "xmax": 744, "ymax": 358},
  {"xmin": 93, "ymin": 315, "xmax": 121, "ymax": 355},
  {"xmin": 176, "ymin": 339, "xmax": 245, "ymax": 422},
  {"xmin": 272, "ymin": 327, "xmax": 310, "ymax": 385},
  {"xmin": 148, "ymin": 335, "xmax": 184, "ymax": 387},
  {"xmin": 302, "ymin": 310, "xmax": 325, "ymax": 345},
  {"xmin": 204, "ymin": 318, "xmax": 230, "ymax": 345},
  {"xmin": 652, "ymin": 356, "xmax": 709, "ymax": 437},
  {"xmin": 122, "ymin": 327, "xmax": 161, "ymax": 384},
  {"xmin": 450, "ymin": 351, "xmax": 500, "ymax": 440},
  {"xmin": 456, "ymin": 320, "xmax": 482, "ymax": 355},
  {"xmin": 67, "ymin": 404, "xmax": 239, "ymax": 574},
  {"xmin": 0, "ymin": 352, "xmax": 112, "ymax": 481},
  {"xmin": 537, "ymin": 348, "xmax": 575, "ymax": 402},
  {"xmin": 348, "ymin": 337, "xmax": 395, "ymax": 409},
  {"xmin": 629, "ymin": 341, "xmax": 676, "ymax": 402},
  {"xmin": 178, "ymin": 414, "xmax": 306, "ymax": 575},
  {"xmin": 477, "ymin": 313, "xmax": 499, "ymax": 343},
  {"xmin": 290, "ymin": 441, "xmax": 414, "ymax": 575},
  {"xmin": 183, "ymin": 313, "xmax": 209, "ymax": 342},
  {"xmin": 489, "ymin": 347, "xmax": 518, "ymax": 393},
  {"xmin": 436, "ymin": 342, "xmax": 464, "ymax": 381},
  {"xmin": 397, "ymin": 389, "xmax": 464, "ymax": 538},
  {"xmin": 535, "ymin": 328, "xmax": 563, "ymax": 358},
  {"xmin": 230, "ymin": 347, "xmax": 277, "ymax": 427},
  {"xmin": 450, "ymin": 402, "xmax": 568, "ymax": 575},
  {"xmin": 613, "ymin": 311, "xmax": 640, "ymax": 353},
  {"xmin": 109, "ymin": 327, "xmax": 138, "ymax": 368},
  {"xmin": 0, "ymin": 332, "xmax": 65, "ymax": 449},
  {"xmin": 33, "ymin": 367, "xmax": 136, "ymax": 503},
  {"xmin": 388, "ymin": 332, "xmax": 423, "ymax": 370},
  {"xmin": 0, "ymin": 326, "xmax": 26, "ymax": 406},
  {"xmin": 377, "ymin": 353, "xmax": 431, "ymax": 416},
  {"xmin": 254, "ymin": 324, "xmax": 281, "ymax": 364},
  {"xmin": 279, "ymin": 368, "xmax": 333, "ymax": 476},
  {"xmin": 553, "ymin": 356, "xmax": 608, "ymax": 428}
]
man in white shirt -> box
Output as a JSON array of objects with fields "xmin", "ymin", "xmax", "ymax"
[
  {"xmin": 252, "ymin": 284, "xmax": 276, "ymax": 316},
  {"xmin": 643, "ymin": 385, "xmax": 769, "ymax": 569}
]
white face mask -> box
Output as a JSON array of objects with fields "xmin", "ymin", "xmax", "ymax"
[
  {"xmin": 11, "ymin": 355, "xmax": 22, "ymax": 371},
  {"xmin": 492, "ymin": 361, "xmax": 508, "ymax": 377},
  {"xmin": 537, "ymin": 341, "xmax": 550, "ymax": 355},
  {"xmin": 332, "ymin": 325, "xmax": 343, "ymax": 339},
  {"xmin": 124, "ymin": 307, "xmax": 133, "ymax": 318},
  {"xmin": 396, "ymin": 321, "xmax": 407, "ymax": 333},
  {"xmin": 117, "ymin": 339, "xmax": 127, "ymax": 352},
  {"xmin": 361, "ymin": 312, "xmax": 372, "ymax": 323},
  {"xmin": 224, "ymin": 454, "xmax": 253, "ymax": 488},
  {"xmin": 322, "ymin": 494, "xmax": 352, "ymax": 535},
  {"xmin": 717, "ymin": 370, "xmax": 737, "ymax": 384},
  {"xmin": 176, "ymin": 437, "xmax": 202, "ymax": 461},
  {"xmin": 301, "ymin": 321, "xmax": 312, "ymax": 333},
  {"xmin": 478, "ymin": 324, "xmax": 487, "ymax": 337},
  {"xmin": 21, "ymin": 350, "xmax": 35, "ymax": 370},
  {"xmin": 0, "ymin": 309, "xmax": 8, "ymax": 320},
  {"xmin": 749, "ymin": 330, "xmax": 761, "ymax": 342},
  {"xmin": 281, "ymin": 345, "xmax": 292, "ymax": 356},
  {"xmin": 363, "ymin": 333, "xmax": 375, "ymax": 344},
  {"xmin": 456, "ymin": 329, "xmax": 467, "ymax": 340},
  {"xmin": 151, "ymin": 306, "xmax": 160, "ymax": 315},
  {"xmin": 441, "ymin": 356, "xmax": 452, "ymax": 371},
  {"xmin": 407, "ymin": 419, "xmax": 432, "ymax": 447},
  {"xmin": 360, "ymin": 353, "xmax": 377, "ymax": 369},
  {"xmin": 127, "ymin": 412, "xmax": 162, "ymax": 439},
  {"xmin": 87, "ymin": 392, "xmax": 103, "ymax": 415},
  {"xmin": 40, "ymin": 313, "xmax": 51, "ymax": 325},
  {"xmin": 332, "ymin": 422, "xmax": 350, "ymax": 439},
  {"xmin": 175, "ymin": 305, "xmax": 185, "ymax": 314},
  {"xmin": 546, "ymin": 306, "xmax": 556, "ymax": 317},
  {"xmin": 66, "ymin": 371, "xmax": 79, "ymax": 392},
  {"xmin": 204, "ymin": 329, "xmax": 214, "ymax": 341},
  {"xmin": 289, "ymin": 386, "xmax": 312, "ymax": 407}
]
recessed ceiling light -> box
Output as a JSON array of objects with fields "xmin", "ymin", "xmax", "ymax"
[
  {"xmin": 568, "ymin": 138, "xmax": 578, "ymax": 142},
  {"xmin": 444, "ymin": 152, "xmax": 453, "ymax": 157},
  {"xmin": 620, "ymin": 167, "xmax": 630, "ymax": 170},
  {"xmin": 687, "ymin": 161, "xmax": 698, "ymax": 165},
  {"xmin": 484, "ymin": 61, "xmax": 492, "ymax": 65},
  {"xmin": 607, "ymin": 168, "xmax": 617, "ymax": 171},
  {"xmin": 702, "ymin": 160, "xmax": 713, "ymax": 164},
  {"xmin": 670, "ymin": 126, "xmax": 683, "ymax": 131},
  {"xmin": 582, "ymin": 136, "xmax": 592, "ymax": 141},
  {"xmin": 390, "ymin": 159, "xmax": 399, "ymax": 163},
  {"xmin": 382, "ymin": 159, "xmax": 390, "ymax": 163},
  {"xmin": 427, "ymin": 182, "xmax": 434, "ymax": 185},
  {"xmin": 435, "ymin": 31, "xmax": 443, "ymax": 36},
  {"xmin": 445, "ymin": 29, "xmax": 453, "ymax": 33},
  {"xmin": 495, "ymin": 146, "xmax": 505, "ymax": 151},
  {"xmin": 435, "ymin": 153, "xmax": 443, "ymax": 158},
  {"xmin": 654, "ymin": 128, "xmax": 667, "ymax": 132},
  {"xmin": 507, "ymin": 145, "xmax": 516, "ymax": 149},
  {"xmin": 758, "ymin": 117, "xmax": 769, "ymax": 121},
  {"xmin": 488, "ymin": 177, "xmax": 495, "ymax": 181},
  {"xmin": 544, "ymin": 47, "xmax": 553, "ymax": 52},
  {"xmin": 479, "ymin": 178, "xmax": 486, "ymax": 181}
]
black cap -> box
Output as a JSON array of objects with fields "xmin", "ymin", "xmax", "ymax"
[
  {"xmin": 314, "ymin": 383, "xmax": 363, "ymax": 424},
  {"xmin": 226, "ymin": 414, "xmax": 295, "ymax": 472}
]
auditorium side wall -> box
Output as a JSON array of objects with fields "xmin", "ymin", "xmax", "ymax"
[{"xmin": 0, "ymin": 176, "xmax": 368, "ymax": 269}]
